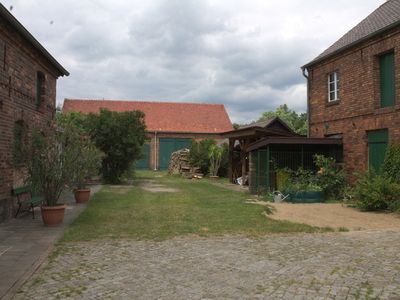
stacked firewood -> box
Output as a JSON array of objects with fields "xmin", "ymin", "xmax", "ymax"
[{"xmin": 168, "ymin": 149, "xmax": 203, "ymax": 179}]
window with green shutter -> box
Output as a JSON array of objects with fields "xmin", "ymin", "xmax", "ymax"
[{"xmin": 379, "ymin": 52, "xmax": 395, "ymax": 107}]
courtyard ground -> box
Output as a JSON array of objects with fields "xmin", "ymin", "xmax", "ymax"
[{"xmin": 11, "ymin": 172, "xmax": 400, "ymax": 299}]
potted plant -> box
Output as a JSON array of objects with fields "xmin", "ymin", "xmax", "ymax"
[
  {"xmin": 208, "ymin": 144, "xmax": 223, "ymax": 180},
  {"xmin": 27, "ymin": 126, "xmax": 81, "ymax": 226},
  {"xmin": 72, "ymin": 138, "xmax": 103, "ymax": 203}
]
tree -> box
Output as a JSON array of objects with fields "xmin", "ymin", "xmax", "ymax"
[
  {"xmin": 86, "ymin": 109, "xmax": 146, "ymax": 183},
  {"xmin": 258, "ymin": 104, "xmax": 307, "ymax": 135}
]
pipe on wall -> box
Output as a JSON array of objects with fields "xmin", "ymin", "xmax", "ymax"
[
  {"xmin": 301, "ymin": 67, "xmax": 311, "ymax": 137},
  {"xmin": 154, "ymin": 131, "xmax": 158, "ymax": 170}
]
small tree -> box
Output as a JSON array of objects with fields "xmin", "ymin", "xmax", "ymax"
[
  {"xmin": 208, "ymin": 144, "xmax": 223, "ymax": 177},
  {"xmin": 86, "ymin": 109, "xmax": 146, "ymax": 183},
  {"xmin": 27, "ymin": 126, "xmax": 81, "ymax": 206},
  {"xmin": 72, "ymin": 136, "xmax": 104, "ymax": 189}
]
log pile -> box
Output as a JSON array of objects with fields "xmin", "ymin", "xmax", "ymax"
[{"xmin": 168, "ymin": 149, "xmax": 203, "ymax": 179}]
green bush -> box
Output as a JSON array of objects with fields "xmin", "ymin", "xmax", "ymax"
[
  {"xmin": 351, "ymin": 171, "xmax": 400, "ymax": 211},
  {"xmin": 86, "ymin": 109, "xmax": 146, "ymax": 183},
  {"xmin": 188, "ymin": 138, "xmax": 216, "ymax": 175},
  {"xmin": 284, "ymin": 168, "xmax": 323, "ymax": 192},
  {"xmin": 314, "ymin": 154, "xmax": 346, "ymax": 199},
  {"xmin": 188, "ymin": 139, "xmax": 228, "ymax": 177},
  {"xmin": 383, "ymin": 143, "xmax": 400, "ymax": 181}
]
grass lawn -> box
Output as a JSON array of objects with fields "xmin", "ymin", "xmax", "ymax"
[{"xmin": 62, "ymin": 171, "xmax": 331, "ymax": 241}]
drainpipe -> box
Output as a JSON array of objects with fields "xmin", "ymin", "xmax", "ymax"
[
  {"xmin": 302, "ymin": 67, "xmax": 311, "ymax": 137},
  {"xmin": 154, "ymin": 131, "xmax": 158, "ymax": 171}
]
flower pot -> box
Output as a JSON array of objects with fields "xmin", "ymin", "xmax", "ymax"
[
  {"xmin": 41, "ymin": 204, "xmax": 66, "ymax": 227},
  {"xmin": 209, "ymin": 175, "xmax": 219, "ymax": 180},
  {"xmin": 74, "ymin": 188, "xmax": 91, "ymax": 203}
]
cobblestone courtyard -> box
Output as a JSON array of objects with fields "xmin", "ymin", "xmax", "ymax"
[{"xmin": 15, "ymin": 230, "xmax": 400, "ymax": 299}]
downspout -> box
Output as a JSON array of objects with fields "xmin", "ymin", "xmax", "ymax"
[
  {"xmin": 302, "ymin": 67, "xmax": 311, "ymax": 137},
  {"xmin": 154, "ymin": 131, "xmax": 158, "ymax": 171}
]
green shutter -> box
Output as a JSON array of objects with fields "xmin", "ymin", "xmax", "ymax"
[
  {"xmin": 380, "ymin": 52, "xmax": 395, "ymax": 107},
  {"xmin": 368, "ymin": 129, "xmax": 388, "ymax": 173}
]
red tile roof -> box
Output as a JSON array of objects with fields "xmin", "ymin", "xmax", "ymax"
[{"xmin": 62, "ymin": 99, "xmax": 233, "ymax": 133}]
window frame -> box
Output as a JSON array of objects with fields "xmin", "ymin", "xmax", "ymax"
[{"xmin": 327, "ymin": 71, "xmax": 339, "ymax": 102}]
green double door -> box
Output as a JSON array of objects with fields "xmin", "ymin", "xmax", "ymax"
[
  {"xmin": 159, "ymin": 138, "xmax": 191, "ymax": 170},
  {"xmin": 368, "ymin": 129, "xmax": 388, "ymax": 172}
]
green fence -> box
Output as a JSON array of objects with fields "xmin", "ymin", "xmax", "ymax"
[{"xmin": 250, "ymin": 144, "xmax": 342, "ymax": 194}]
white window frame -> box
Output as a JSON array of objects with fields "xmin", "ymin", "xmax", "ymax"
[{"xmin": 328, "ymin": 72, "xmax": 339, "ymax": 102}]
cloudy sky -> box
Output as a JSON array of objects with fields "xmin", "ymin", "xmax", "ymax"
[{"xmin": 3, "ymin": 0, "xmax": 384, "ymax": 123}]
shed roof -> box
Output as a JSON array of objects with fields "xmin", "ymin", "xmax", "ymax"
[
  {"xmin": 303, "ymin": 0, "xmax": 400, "ymax": 68},
  {"xmin": 62, "ymin": 99, "xmax": 233, "ymax": 134},
  {"xmin": 247, "ymin": 137, "xmax": 342, "ymax": 153},
  {"xmin": 222, "ymin": 117, "xmax": 297, "ymax": 139},
  {"xmin": 0, "ymin": 4, "xmax": 69, "ymax": 76}
]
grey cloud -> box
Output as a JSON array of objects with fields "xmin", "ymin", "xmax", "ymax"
[{"xmin": 3, "ymin": 0, "xmax": 385, "ymax": 123}]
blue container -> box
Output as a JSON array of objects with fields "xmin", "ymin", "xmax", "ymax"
[{"xmin": 286, "ymin": 190, "xmax": 324, "ymax": 203}]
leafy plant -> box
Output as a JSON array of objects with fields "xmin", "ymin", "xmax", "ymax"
[
  {"xmin": 383, "ymin": 143, "xmax": 400, "ymax": 181},
  {"xmin": 314, "ymin": 154, "xmax": 346, "ymax": 199},
  {"xmin": 208, "ymin": 144, "xmax": 224, "ymax": 177},
  {"xmin": 351, "ymin": 171, "xmax": 400, "ymax": 211},
  {"xmin": 71, "ymin": 136, "xmax": 103, "ymax": 189},
  {"xmin": 188, "ymin": 138, "xmax": 216, "ymax": 175},
  {"xmin": 26, "ymin": 125, "xmax": 82, "ymax": 206}
]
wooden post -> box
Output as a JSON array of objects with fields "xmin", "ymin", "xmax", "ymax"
[{"xmin": 228, "ymin": 138, "xmax": 234, "ymax": 183}]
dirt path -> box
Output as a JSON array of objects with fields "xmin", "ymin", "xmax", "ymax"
[{"xmin": 268, "ymin": 203, "xmax": 400, "ymax": 230}]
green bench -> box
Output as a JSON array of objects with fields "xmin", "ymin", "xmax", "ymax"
[{"xmin": 12, "ymin": 186, "xmax": 44, "ymax": 219}]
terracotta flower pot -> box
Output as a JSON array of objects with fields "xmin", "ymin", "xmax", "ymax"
[
  {"xmin": 41, "ymin": 204, "xmax": 66, "ymax": 227},
  {"xmin": 74, "ymin": 188, "xmax": 91, "ymax": 203}
]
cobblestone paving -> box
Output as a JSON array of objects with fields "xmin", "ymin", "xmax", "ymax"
[{"xmin": 15, "ymin": 230, "xmax": 400, "ymax": 299}]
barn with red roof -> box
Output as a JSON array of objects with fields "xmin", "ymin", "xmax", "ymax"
[{"xmin": 62, "ymin": 99, "xmax": 233, "ymax": 170}]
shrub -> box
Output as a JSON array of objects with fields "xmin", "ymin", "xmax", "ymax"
[
  {"xmin": 383, "ymin": 143, "xmax": 400, "ymax": 181},
  {"xmin": 27, "ymin": 125, "xmax": 82, "ymax": 206},
  {"xmin": 188, "ymin": 138, "xmax": 216, "ymax": 175},
  {"xmin": 71, "ymin": 136, "xmax": 104, "ymax": 189},
  {"xmin": 314, "ymin": 154, "xmax": 346, "ymax": 199},
  {"xmin": 351, "ymin": 171, "xmax": 400, "ymax": 211},
  {"xmin": 86, "ymin": 109, "xmax": 146, "ymax": 183},
  {"xmin": 284, "ymin": 168, "xmax": 322, "ymax": 192}
]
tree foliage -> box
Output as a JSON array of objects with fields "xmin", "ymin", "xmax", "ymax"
[
  {"xmin": 258, "ymin": 104, "xmax": 307, "ymax": 135},
  {"xmin": 85, "ymin": 109, "xmax": 147, "ymax": 183}
]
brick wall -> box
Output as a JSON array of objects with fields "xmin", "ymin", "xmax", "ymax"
[
  {"xmin": 146, "ymin": 132, "xmax": 225, "ymax": 170},
  {"xmin": 308, "ymin": 26, "xmax": 400, "ymax": 179},
  {"xmin": 0, "ymin": 19, "xmax": 59, "ymax": 222}
]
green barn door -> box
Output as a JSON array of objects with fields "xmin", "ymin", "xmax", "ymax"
[
  {"xmin": 368, "ymin": 129, "xmax": 388, "ymax": 173},
  {"xmin": 136, "ymin": 143, "xmax": 150, "ymax": 169},
  {"xmin": 159, "ymin": 138, "xmax": 191, "ymax": 170}
]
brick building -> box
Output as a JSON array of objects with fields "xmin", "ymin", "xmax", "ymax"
[
  {"xmin": 62, "ymin": 99, "xmax": 233, "ymax": 170},
  {"xmin": 0, "ymin": 5, "xmax": 69, "ymax": 221},
  {"xmin": 302, "ymin": 0, "xmax": 400, "ymax": 177}
]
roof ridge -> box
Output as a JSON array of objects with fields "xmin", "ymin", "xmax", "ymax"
[
  {"xmin": 303, "ymin": 0, "xmax": 400, "ymax": 68},
  {"xmin": 64, "ymin": 98, "xmax": 225, "ymax": 106}
]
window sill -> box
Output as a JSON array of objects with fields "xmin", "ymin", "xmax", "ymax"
[{"xmin": 326, "ymin": 100, "xmax": 340, "ymax": 107}]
